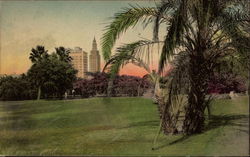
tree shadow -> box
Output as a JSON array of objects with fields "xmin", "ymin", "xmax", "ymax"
[
  {"xmin": 101, "ymin": 97, "xmax": 112, "ymax": 105},
  {"xmin": 205, "ymin": 114, "xmax": 249, "ymax": 131},
  {"xmin": 0, "ymin": 102, "xmax": 43, "ymax": 149},
  {"xmin": 119, "ymin": 120, "xmax": 159, "ymax": 129},
  {"xmin": 153, "ymin": 114, "xmax": 249, "ymax": 150},
  {"xmin": 0, "ymin": 102, "xmax": 37, "ymax": 130}
]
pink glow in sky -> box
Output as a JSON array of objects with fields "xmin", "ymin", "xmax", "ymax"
[{"xmin": 0, "ymin": 1, "xmax": 166, "ymax": 77}]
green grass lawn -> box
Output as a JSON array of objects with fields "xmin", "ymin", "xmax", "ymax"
[{"xmin": 0, "ymin": 97, "xmax": 248, "ymax": 156}]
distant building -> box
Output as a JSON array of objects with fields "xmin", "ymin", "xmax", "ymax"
[
  {"xmin": 68, "ymin": 37, "xmax": 101, "ymax": 78},
  {"xmin": 69, "ymin": 47, "xmax": 88, "ymax": 78},
  {"xmin": 89, "ymin": 37, "xmax": 101, "ymax": 73}
]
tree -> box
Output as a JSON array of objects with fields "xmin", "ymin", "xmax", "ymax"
[
  {"xmin": 42, "ymin": 53, "xmax": 77, "ymax": 98},
  {"xmin": 29, "ymin": 45, "xmax": 49, "ymax": 100},
  {"xmin": 209, "ymin": 54, "xmax": 247, "ymax": 94},
  {"xmin": 0, "ymin": 74, "xmax": 37, "ymax": 100},
  {"xmin": 101, "ymin": 0, "xmax": 249, "ymax": 135},
  {"xmin": 55, "ymin": 47, "xmax": 72, "ymax": 63},
  {"xmin": 28, "ymin": 46, "xmax": 77, "ymax": 99},
  {"xmin": 28, "ymin": 56, "xmax": 51, "ymax": 100},
  {"xmin": 29, "ymin": 45, "xmax": 49, "ymax": 63},
  {"xmin": 0, "ymin": 75, "xmax": 21, "ymax": 100}
]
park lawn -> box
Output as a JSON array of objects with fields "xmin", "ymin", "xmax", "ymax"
[{"xmin": 0, "ymin": 97, "xmax": 248, "ymax": 156}]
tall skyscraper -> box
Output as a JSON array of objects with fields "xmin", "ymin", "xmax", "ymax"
[
  {"xmin": 69, "ymin": 47, "xmax": 88, "ymax": 78},
  {"xmin": 89, "ymin": 37, "xmax": 101, "ymax": 73}
]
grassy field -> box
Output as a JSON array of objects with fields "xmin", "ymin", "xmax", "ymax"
[{"xmin": 0, "ymin": 97, "xmax": 248, "ymax": 156}]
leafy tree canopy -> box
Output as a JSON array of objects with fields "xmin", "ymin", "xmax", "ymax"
[{"xmin": 28, "ymin": 46, "xmax": 77, "ymax": 99}]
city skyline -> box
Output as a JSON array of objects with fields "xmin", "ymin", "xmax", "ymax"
[
  {"xmin": 0, "ymin": 1, "xmax": 163, "ymax": 77},
  {"xmin": 69, "ymin": 37, "xmax": 101, "ymax": 78}
]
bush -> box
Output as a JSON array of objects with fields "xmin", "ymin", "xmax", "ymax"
[
  {"xmin": 113, "ymin": 75, "xmax": 150, "ymax": 96},
  {"xmin": 0, "ymin": 75, "xmax": 37, "ymax": 100},
  {"xmin": 74, "ymin": 79, "xmax": 96, "ymax": 98},
  {"xmin": 73, "ymin": 72, "xmax": 151, "ymax": 98},
  {"xmin": 208, "ymin": 73, "xmax": 246, "ymax": 94}
]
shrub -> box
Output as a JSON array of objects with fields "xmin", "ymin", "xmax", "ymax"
[
  {"xmin": 73, "ymin": 72, "xmax": 151, "ymax": 97},
  {"xmin": 0, "ymin": 75, "xmax": 37, "ymax": 100},
  {"xmin": 208, "ymin": 73, "xmax": 246, "ymax": 94}
]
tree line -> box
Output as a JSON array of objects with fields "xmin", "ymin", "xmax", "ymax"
[
  {"xmin": 73, "ymin": 72, "xmax": 151, "ymax": 98},
  {"xmin": 0, "ymin": 46, "xmax": 77, "ymax": 100}
]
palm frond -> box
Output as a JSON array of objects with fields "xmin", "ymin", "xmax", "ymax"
[
  {"xmin": 101, "ymin": 5, "xmax": 157, "ymax": 61},
  {"xmin": 55, "ymin": 46, "xmax": 72, "ymax": 62},
  {"xmin": 158, "ymin": 0, "xmax": 187, "ymax": 73},
  {"xmin": 217, "ymin": 2, "xmax": 250, "ymax": 57},
  {"xmin": 131, "ymin": 58, "xmax": 151, "ymax": 74},
  {"xmin": 103, "ymin": 40, "xmax": 155, "ymax": 78},
  {"xmin": 29, "ymin": 45, "xmax": 48, "ymax": 63},
  {"xmin": 153, "ymin": 0, "xmax": 176, "ymax": 41}
]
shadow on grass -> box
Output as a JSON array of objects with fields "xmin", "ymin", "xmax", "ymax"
[
  {"xmin": 205, "ymin": 114, "xmax": 249, "ymax": 131},
  {"xmin": 0, "ymin": 102, "xmax": 42, "ymax": 148},
  {"xmin": 119, "ymin": 120, "xmax": 159, "ymax": 129},
  {"xmin": 101, "ymin": 97, "xmax": 113, "ymax": 106},
  {"xmin": 153, "ymin": 114, "xmax": 249, "ymax": 150},
  {"xmin": 0, "ymin": 102, "xmax": 37, "ymax": 130}
]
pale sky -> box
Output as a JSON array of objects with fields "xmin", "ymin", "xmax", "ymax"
[{"xmin": 0, "ymin": 0, "xmax": 163, "ymax": 77}]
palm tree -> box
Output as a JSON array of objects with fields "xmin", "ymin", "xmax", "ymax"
[
  {"xmin": 102, "ymin": 0, "xmax": 249, "ymax": 135},
  {"xmin": 29, "ymin": 45, "xmax": 49, "ymax": 100},
  {"xmin": 103, "ymin": 40, "xmax": 189, "ymax": 135},
  {"xmin": 29, "ymin": 45, "xmax": 49, "ymax": 64},
  {"xmin": 55, "ymin": 47, "xmax": 72, "ymax": 63}
]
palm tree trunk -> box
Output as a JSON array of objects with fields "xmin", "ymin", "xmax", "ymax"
[
  {"xmin": 37, "ymin": 85, "xmax": 41, "ymax": 100},
  {"xmin": 184, "ymin": 86, "xmax": 206, "ymax": 134},
  {"xmin": 160, "ymin": 103, "xmax": 178, "ymax": 134},
  {"xmin": 137, "ymin": 80, "xmax": 142, "ymax": 97},
  {"xmin": 107, "ymin": 78, "xmax": 114, "ymax": 97},
  {"xmin": 248, "ymin": 58, "xmax": 250, "ymax": 107},
  {"xmin": 183, "ymin": 55, "xmax": 208, "ymax": 135},
  {"xmin": 155, "ymin": 81, "xmax": 178, "ymax": 134}
]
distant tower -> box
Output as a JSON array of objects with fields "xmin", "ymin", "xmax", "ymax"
[{"xmin": 89, "ymin": 37, "xmax": 101, "ymax": 73}]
